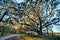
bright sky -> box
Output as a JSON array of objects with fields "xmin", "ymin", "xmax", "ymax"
[
  {"xmin": 15, "ymin": 0, "xmax": 24, "ymax": 3},
  {"xmin": 15, "ymin": 0, "xmax": 60, "ymax": 32}
]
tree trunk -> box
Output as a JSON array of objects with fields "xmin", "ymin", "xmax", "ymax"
[
  {"xmin": 39, "ymin": 26, "xmax": 42, "ymax": 35},
  {"xmin": 47, "ymin": 28, "xmax": 49, "ymax": 35},
  {"xmin": 36, "ymin": 26, "xmax": 42, "ymax": 35},
  {"xmin": 1, "ymin": 28, "xmax": 5, "ymax": 35}
]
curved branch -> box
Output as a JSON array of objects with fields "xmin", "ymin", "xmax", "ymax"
[
  {"xmin": 24, "ymin": 12, "xmax": 39, "ymax": 25},
  {"xmin": 42, "ymin": 18, "xmax": 60, "ymax": 29},
  {"xmin": 0, "ymin": 10, "xmax": 7, "ymax": 22}
]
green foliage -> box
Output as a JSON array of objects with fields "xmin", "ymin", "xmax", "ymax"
[{"xmin": 0, "ymin": 25, "xmax": 10, "ymax": 36}]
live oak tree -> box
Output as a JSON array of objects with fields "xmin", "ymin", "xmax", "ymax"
[
  {"xmin": 21, "ymin": 0, "xmax": 60, "ymax": 35},
  {"xmin": 0, "ymin": 0, "xmax": 60, "ymax": 35}
]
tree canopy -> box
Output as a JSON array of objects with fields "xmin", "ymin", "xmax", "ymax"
[{"xmin": 0, "ymin": 0, "xmax": 60, "ymax": 35}]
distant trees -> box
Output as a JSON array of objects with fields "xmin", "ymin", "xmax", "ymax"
[{"xmin": 0, "ymin": 0, "xmax": 60, "ymax": 35}]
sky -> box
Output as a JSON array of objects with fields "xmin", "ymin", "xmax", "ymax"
[
  {"xmin": 15, "ymin": 0, "xmax": 60, "ymax": 3},
  {"xmin": 14, "ymin": 0, "xmax": 60, "ymax": 32},
  {"xmin": 52, "ymin": 4, "xmax": 60, "ymax": 32},
  {"xmin": 15, "ymin": 0, "xmax": 24, "ymax": 3}
]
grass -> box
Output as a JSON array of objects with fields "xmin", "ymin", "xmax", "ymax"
[
  {"xmin": 1, "ymin": 32, "xmax": 60, "ymax": 40},
  {"xmin": 6, "ymin": 33, "xmax": 43, "ymax": 40},
  {"xmin": 14, "ymin": 33, "xmax": 60, "ymax": 40},
  {"xmin": 20, "ymin": 33, "xmax": 60, "ymax": 40},
  {"xmin": 6, "ymin": 34, "xmax": 60, "ymax": 40}
]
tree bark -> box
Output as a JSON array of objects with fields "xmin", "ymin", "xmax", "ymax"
[
  {"xmin": 36, "ymin": 26, "xmax": 42, "ymax": 35},
  {"xmin": 39, "ymin": 26, "xmax": 42, "ymax": 35},
  {"xmin": 1, "ymin": 28, "xmax": 5, "ymax": 35},
  {"xmin": 46, "ymin": 27, "xmax": 49, "ymax": 35}
]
